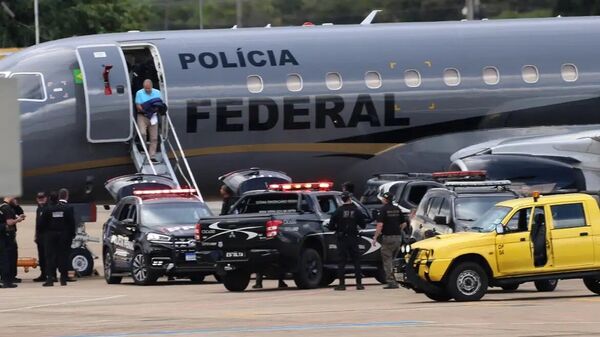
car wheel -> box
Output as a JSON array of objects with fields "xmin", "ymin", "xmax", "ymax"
[
  {"xmin": 425, "ymin": 291, "xmax": 452, "ymax": 302},
  {"xmin": 70, "ymin": 247, "xmax": 94, "ymax": 277},
  {"xmin": 501, "ymin": 283, "xmax": 520, "ymax": 292},
  {"xmin": 189, "ymin": 274, "xmax": 205, "ymax": 284},
  {"xmin": 293, "ymin": 248, "xmax": 323, "ymax": 289},
  {"xmin": 583, "ymin": 277, "xmax": 600, "ymax": 294},
  {"xmin": 213, "ymin": 273, "xmax": 222, "ymax": 283},
  {"xmin": 374, "ymin": 265, "xmax": 387, "ymax": 285},
  {"xmin": 319, "ymin": 270, "xmax": 337, "ymax": 287},
  {"xmin": 222, "ymin": 270, "xmax": 251, "ymax": 292},
  {"xmin": 131, "ymin": 252, "xmax": 158, "ymax": 286},
  {"xmin": 104, "ymin": 251, "xmax": 122, "ymax": 285},
  {"xmin": 534, "ymin": 279, "xmax": 558, "ymax": 292},
  {"xmin": 446, "ymin": 262, "xmax": 488, "ymax": 302}
]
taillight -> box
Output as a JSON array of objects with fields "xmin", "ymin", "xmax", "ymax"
[
  {"xmin": 266, "ymin": 220, "xmax": 283, "ymax": 239},
  {"xmin": 194, "ymin": 223, "xmax": 202, "ymax": 241}
]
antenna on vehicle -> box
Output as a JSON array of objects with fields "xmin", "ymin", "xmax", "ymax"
[{"xmin": 361, "ymin": 9, "xmax": 382, "ymax": 25}]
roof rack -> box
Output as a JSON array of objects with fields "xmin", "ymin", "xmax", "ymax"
[{"xmin": 445, "ymin": 180, "xmax": 512, "ymax": 190}]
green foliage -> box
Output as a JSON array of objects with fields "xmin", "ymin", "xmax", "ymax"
[{"xmin": 2, "ymin": 0, "xmax": 600, "ymax": 48}]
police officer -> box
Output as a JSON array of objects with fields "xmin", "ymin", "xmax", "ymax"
[
  {"xmin": 372, "ymin": 192, "xmax": 406, "ymax": 289},
  {"xmin": 0, "ymin": 197, "xmax": 25, "ymax": 288},
  {"xmin": 40, "ymin": 191, "xmax": 76, "ymax": 286},
  {"xmin": 219, "ymin": 185, "xmax": 236, "ymax": 215},
  {"xmin": 33, "ymin": 192, "xmax": 49, "ymax": 282},
  {"xmin": 329, "ymin": 192, "xmax": 367, "ymax": 291}
]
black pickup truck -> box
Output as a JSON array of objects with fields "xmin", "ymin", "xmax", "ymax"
[{"xmin": 195, "ymin": 184, "xmax": 386, "ymax": 291}]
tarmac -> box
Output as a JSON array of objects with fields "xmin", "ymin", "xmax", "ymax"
[{"xmin": 2, "ymin": 206, "xmax": 600, "ymax": 337}]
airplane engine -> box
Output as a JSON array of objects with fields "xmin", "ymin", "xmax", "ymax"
[{"xmin": 450, "ymin": 154, "xmax": 587, "ymax": 191}]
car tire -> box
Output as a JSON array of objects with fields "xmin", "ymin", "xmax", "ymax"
[
  {"xmin": 374, "ymin": 265, "xmax": 387, "ymax": 285},
  {"xmin": 222, "ymin": 270, "xmax": 251, "ymax": 292},
  {"xmin": 583, "ymin": 277, "xmax": 600, "ymax": 294},
  {"xmin": 189, "ymin": 274, "xmax": 205, "ymax": 284},
  {"xmin": 293, "ymin": 248, "xmax": 323, "ymax": 289},
  {"xmin": 534, "ymin": 279, "xmax": 558, "ymax": 292},
  {"xmin": 319, "ymin": 270, "xmax": 337, "ymax": 287},
  {"xmin": 213, "ymin": 273, "xmax": 222, "ymax": 283},
  {"xmin": 446, "ymin": 262, "xmax": 488, "ymax": 302},
  {"xmin": 501, "ymin": 283, "xmax": 520, "ymax": 292},
  {"xmin": 424, "ymin": 291, "xmax": 452, "ymax": 302},
  {"xmin": 70, "ymin": 247, "xmax": 94, "ymax": 277},
  {"xmin": 104, "ymin": 251, "xmax": 122, "ymax": 285},
  {"xmin": 131, "ymin": 252, "xmax": 159, "ymax": 286}
]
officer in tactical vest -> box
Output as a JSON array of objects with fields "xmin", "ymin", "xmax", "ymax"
[
  {"xmin": 39, "ymin": 191, "xmax": 76, "ymax": 286},
  {"xmin": 372, "ymin": 192, "xmax": 406, "ymax": 289},
  {"xmin": 0, "ymin": 196, "xmax": 25, "ymax": 288},
  {"xmin": 329, "ymin": 192, "xmax": 367, "ymax": 291}
]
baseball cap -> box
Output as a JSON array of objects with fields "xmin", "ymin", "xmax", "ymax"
[{"xmin": 36, "ymin": 192, "xmax": 47, "ymax": 198}]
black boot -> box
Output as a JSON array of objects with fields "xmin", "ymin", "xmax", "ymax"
[
  {"xmin": 2, "ymin": 282, "xmax": 17, "ymax": 288},
  {"xmin": 33, "ymin": 275, "xmax": 46, "ymax": 282},
  {"xmin": 42, "ymin": 281, "xmax": 53, "ymax": 287},
  {"xmin": 334, "ymin": 280, "xmax": 346, "ymax": 291}
]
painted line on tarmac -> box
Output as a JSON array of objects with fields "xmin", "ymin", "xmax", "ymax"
[
  {"xmin": 61, "ymin": 321, "xmax": 432, "ymax": 337},
  {"xmin": 0, "ymin": 295, "xmax": 126, "ymax": 313}
]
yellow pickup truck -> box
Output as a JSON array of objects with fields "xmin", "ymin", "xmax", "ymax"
[{"xmin": 401, "ymin": 193, "xmax": 600, "ymax": 301}]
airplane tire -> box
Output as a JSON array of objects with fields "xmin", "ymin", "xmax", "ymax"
[
  {"xmin": 223, "ymin": 270, "xmax": 251, "ymax": 292},
  {"xmin": 534, "ymin": 279, "xmax": 558, "ymax": 292},
  {"xmin": 70, "ymin": 248, "xmax": 94, "ymax": 277},
  {"xmin": 583, "ymin": 277, "xmax": 600, "ymax": 295},
  {"xmin": 293, "ymin": 248, "xmax": 323, "ymax": 289}
]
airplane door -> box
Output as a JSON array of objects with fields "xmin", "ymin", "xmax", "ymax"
[{"xmin": 76, "ymin": 44, "xmax": 133, "ymax": 143}]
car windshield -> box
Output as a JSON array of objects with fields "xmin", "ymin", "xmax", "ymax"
[
  {"xmin": 142, "ymin": 203, "xmax": 212, "ymax": 227},
  {"xmin": 469, "ymin": 206, "xmax": 511, "ymax": 232},
  {"xmin": 454, "ymin": 196, "xmax": 514, "ymax": 224}
]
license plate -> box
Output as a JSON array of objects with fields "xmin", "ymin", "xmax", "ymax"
[
  {"xmin": 185, "ymin": 253, "xmax": 196, "ymax": 261},
  {"xmin": 225, "ymin": 251, "xmax": 246, "ymax": 259}
]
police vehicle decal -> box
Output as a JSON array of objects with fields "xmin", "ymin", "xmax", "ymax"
[
  {"xmin": 110, "ymin": 235, "xmax": 134, "ymax": 250},
  {"xmin": 204, "ymin": 222, "xmax": 263, "ymax": 241},
  {"xmin": 307, "ymin": 231, "xmax": 381, "ymax": 256}
]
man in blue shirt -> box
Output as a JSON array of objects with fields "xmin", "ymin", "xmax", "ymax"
[{"xmin": 135, "ymin": 79, "xmax": 162, "ymax": 162}]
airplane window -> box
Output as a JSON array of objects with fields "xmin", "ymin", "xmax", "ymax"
[
  {"xmin": 365, "ymin": 71, "xmax": 382, "ymax": 89},
  {"xmin": 561, "ymin": 64, "xmax": 578, "ymax": 82},
  {"xmin": 10, "ymin": 73, "xmax": 46, "ymax": 101},
  {"xmin": 404, "ymin": 69, "xmax": 421, "ymax": 88},
  {"xmin": 521, "ymin": 65, "xmax": 539, "ymax": 84},
  {"xmin": 482, "ymin": 66, "xmax": 500, "ymax": 85},
  {"xmin": 286, "ymin": 74, "xmax": 303, "ymax": 92},
  {"xmin": 247, "ymin": 75, "xmax": 264, "ymax": 93},
  {"xmin": 443, "ymin": 68, "xmax": 461, "ymax": 86},
  {"xmin": 326, "ymin": 72, "xmax": 343, "ymax": 90}
]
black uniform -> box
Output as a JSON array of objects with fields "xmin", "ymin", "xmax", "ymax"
[
  {"xmin": 9, "ymin": 204, "xmax": 23, "ymax": 281},
  {"xmin": 377, "ymin": 203, "xmax": 406, "ymax": 285},
  {"xmin": 40, "ymin": 202, "xmax": 76, "ymax": 283},
  {"xmin": 35, "ymin": 203, "xmax": 48, "ymax": 279},
  {"xmin": 0, "ymin": 205, "xmax": 11, "ymax": 285},
  {"xmin": 0, "ymin": 202, "xmax": 18, "ymax": 284},
  {"xmin": 329, "ymin": 203, "xmax": 367, "ymax": 285},
  {"xmin": 220, "ymin": 196, "xmax": 237, "ymax": 215}
]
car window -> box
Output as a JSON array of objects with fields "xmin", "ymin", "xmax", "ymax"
[
  {"xmin": 550, "ymin": 203, "xmax": 586, "ymax": 229},
  {"xmin": 405, "ymin": 184, "xmax": 433, "ymax": 207},
  {"xmin": 505, "ymin": 208, "xmax": 531, "ymax": 232},
  {"xmin": 426, "ymin": 198, "xmax": 442, "ymax": 219},
  {"xmin": 141, "ymin": 202, "xmax": 212, "ymax": 226},
  {"xmin": 118, "ymin": 204, "xmax": 131, "ymax": 221},
  {"xmin": 439, "ymin": 199, "xmax": 451, "ymax": 218},
  {"xmin": 237, "ymin": 193, "xmax": 300, "ymax": 214},
  {"xmin": 455, "ymin": 196, "xmax": 513, "ymax": 222},
  {"xmin": 128, "ymin": 205, "xmax": 138, "ymax": 223},
  {"xmin": 317, "ymin": 195, "xmax": 338, "ymax": 215}
]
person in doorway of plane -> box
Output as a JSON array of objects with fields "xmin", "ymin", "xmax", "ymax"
[{"xmin": 135, "ymin": 79, "xmax": 163, "ymax": 163}]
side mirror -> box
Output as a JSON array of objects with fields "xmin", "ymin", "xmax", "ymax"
[
  {"xmin": 495, "ymin": 223, "xmax": 505, "ymax": 234},
  {"xmin": 434, "ymin": 216, "xmax": 448, "ymax": 226}
]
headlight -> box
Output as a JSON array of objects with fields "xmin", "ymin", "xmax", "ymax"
[
  {"xmin": 146, "ymin": 233, "xmax": 171, "ymax": 242},
  {"xmin": 400, "ymin": 245, "xmax": 412, "ymax": 254}
]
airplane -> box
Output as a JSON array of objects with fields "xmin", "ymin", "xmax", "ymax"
[{"xmin": 2, "ymin": 15, "xmax": 600, "ymax": 202}]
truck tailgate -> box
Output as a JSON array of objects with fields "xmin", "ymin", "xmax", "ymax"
[{"xmin": 198, "ymin": 214, "xmax": 273, "ymax": 251}]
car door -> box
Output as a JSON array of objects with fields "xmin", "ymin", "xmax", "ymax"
[
  {"xmin": 496, "ymin": 207, "xmax": 533, "ymax": 275},
  {"xmin": 112, "ymin": 202, "xmax": 134, "ymax": 269},
  {"xmin": 121, "ymin": 204, "xmax": 139, "ymax": 267},
  {"xmin": 548, "ymin": 202, "xmax": 595, "ymax": 270}
]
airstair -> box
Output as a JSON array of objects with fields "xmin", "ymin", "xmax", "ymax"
[{"xmin": 123, "ymin": 112, "xmax": 203, "ymax": 201}]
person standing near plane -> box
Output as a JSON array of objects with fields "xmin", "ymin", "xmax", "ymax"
[
  {"xmin": 0, "ymin": 197, "xmax": 25, "ymax": 288},
  {"xmin": 329, "ymin": 192, "xmax": 367, "ymax": 291},
  {"xmin": 40, "ymin": 191, "xmax": 76, "ymax": 286},
  {"xmin": 33, "ymin": 192, "xmax": 49, "ymax": 282},
  {"xmin": 372, "ymin": 192, "xmax": 406, "ymax": 289},
  {"xmin": 135, "ymin": 79, "xmax": 162, "ymax": 163}
]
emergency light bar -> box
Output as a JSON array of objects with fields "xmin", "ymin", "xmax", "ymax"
[
  {"xmin": 432, "ymin": 170, "xmax": 487, "ymax": 181},
  {"xmin": 444, "ymin": 180, "xmax": 512, "ymax": 188},
  {"xmin": 133, "ymin": 188, "xmax": 197, "ymax": 196},
  {"xmin": 268, "ymin": 182, "xmax": 333, "ymax": 191}
]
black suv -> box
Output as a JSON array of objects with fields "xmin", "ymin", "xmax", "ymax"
[
  {"xmin": 102, "ymin": 189, "xmax": 213, "ymax": 285},
  {"xmin": 360, "ymin": 173, "xmax": 443, "ymax": 212},
  {"xmin": 411, "ymin": 180, "xmax": 519, "ymax": 241}
]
